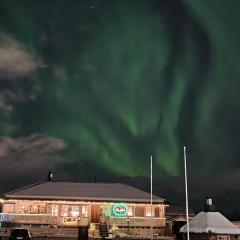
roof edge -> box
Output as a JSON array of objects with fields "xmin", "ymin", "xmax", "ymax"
[
  {"xmin": 3, "ymin": 194, "xmax": 165, "ymax": 203},
  {"xmin": 3, "ymin": 180, "xmax": 48, "ymax": 196}
]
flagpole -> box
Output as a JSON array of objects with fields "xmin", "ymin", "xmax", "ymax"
[
  {"xmin": 150, "ymin": 155, "xmax": 153, "ymax": 240},
  {"xmin": 184, "ymin": 146, "xmax": 190, "ymax": 240}
]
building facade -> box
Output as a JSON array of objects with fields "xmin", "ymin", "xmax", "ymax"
[{"xmin": 0, "ymin": 179, "xmax": 167, "ymax": 236}]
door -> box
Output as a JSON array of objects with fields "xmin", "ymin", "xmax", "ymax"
[{"xmin": 91, "ymin": 204, "xmax": 101, "ymax": 223}]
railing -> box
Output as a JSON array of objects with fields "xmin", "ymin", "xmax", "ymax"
[
  {"xmin": 0, "ymin": 227, "xmax": 79, "ymax": 238},
  {"xmin": 108, "ymin": 217, "xmax": 165, "ymax": 227},
  {"xmin": 30, "ymin": 227, "xmax": 78, "ymax": 237},
  {"xmin": 0, "ymin": 213, "xmax": 88, "ymax": 226},
  {"xmin": 0, "ymin": 213, "xmax": 58, "ymax": 225},
  {"xmin": 0, "ymin": 213, "xmax": 164, "ymax": 228}
]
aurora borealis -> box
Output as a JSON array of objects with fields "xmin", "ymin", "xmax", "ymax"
[{"xmin": 1, "ymin": 0, "xmax": 240, "ymax": 215}]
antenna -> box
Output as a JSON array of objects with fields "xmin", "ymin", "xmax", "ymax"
[
  {"xmin": 150, "ymin": 155, "xmax": 153, "ymax": 240},
  {"xmin": 184, "ymin": 146, "xmax": 190, "ymax": 240}
]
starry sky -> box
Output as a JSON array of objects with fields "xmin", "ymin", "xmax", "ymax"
[{"xmin": 0, "ymin": 0, "xmax": 240, "ymax": 217}]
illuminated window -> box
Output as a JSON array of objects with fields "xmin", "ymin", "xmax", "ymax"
[
  {"xmin": 60, "ymin": 205, "xmax": 88, "ymax": 217},
  {"xmin": 135, "ymin": 206, "xmax": 144, "ymax": 217},
  {"xmin": 30, "ymin": 203, "xmax": 46, "ymax": 214},
  {"xmin": 3, "ymin": 204, "xmax": 15, "ymax": 213},
  {"xmin": 127, "ymin": 206, "xmax": 133, "ymax": 216},
  {"xmin": 81, "ymin": 205, "xmax": 88, "ymax": 217},
  {"xmin": 154, "ymin": 207, "xmax": 160, "ymax": 217},
  {"xmin": 159, "ymin": 206, "xmax": 164, "ymax": 218},
  {"xmin": 50, "ymin": 205, "xmax": 58, "ymax": 216},
  {"xmin": 61, "ymin": 205, "xmax": 79, "ymax": 217},
  {"xmin": 217, "ymin": 236, "xmax": 230, "ymax": 240},
  {"xmin": 145, "ymin": 206, "xmax": 154, "ymax": 217},
  {"xmin": 17, "ymin": 201, "xmax": 46, "ymax": 214}
]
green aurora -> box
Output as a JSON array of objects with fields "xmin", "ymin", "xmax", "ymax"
[{"xmin": 0, "ymin": 0, "xmax": 240, "ymax": 182}]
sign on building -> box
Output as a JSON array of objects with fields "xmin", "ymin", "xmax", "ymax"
[{"xmin": 111, "ymin": 204, "xmax": 128, "ymax": 217}]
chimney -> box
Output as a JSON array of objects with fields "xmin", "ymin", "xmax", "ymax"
[
  {"xmin": 204, "ymin": 197, "xmax": 215, "ymax": 212},
  {"xmin": 47, "ymin": 171, "xmax": 53, "ymax": 181}
]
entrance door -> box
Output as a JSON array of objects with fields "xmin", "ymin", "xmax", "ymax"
[{"xmin": 91, "ymin": 204, "xmax": 101, "ymax": 223}]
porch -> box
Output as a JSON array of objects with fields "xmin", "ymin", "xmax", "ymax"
[
  {"xmin": 0, "ymin": 213, "xmax": 89, "ymax": 226},
  {"xmin": 108, "ymin": 217, "xmax": 166, "ymax": 227}
]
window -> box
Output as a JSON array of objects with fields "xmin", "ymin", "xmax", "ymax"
[
  {"xmin": 217, "ymin": 236, "xmax": 230, "ymax": 240},
  {"xmin": 81, "ymin": 205, "xmax": 88, "ymax": 217},
  {"xmin": 60, "ymin": 205, "xmax": 88, "ymax": 217},
  {"xmin": 134, "ymin": 206, "xmax": 144, "ymax": 217},
  {"xmin": 159, "ymin": 206, "xmax": 164, "ymax": 218},
  {"xmin": 127, "ymin": 206, "xmax": 133, "ymax": 216},
  {"xmin": 17, "ymin": 201, "xmax": 46, "ymax": 214},
  {"xmin": 3, "ymin": 204, "xmax": 15, "ymax": 213},
  {"xmin": 47, "ymin": 204, "xmax": 58, "ymax": 216},
  {"xmin": 145, "ymin": 206, "xmax": 154, "ymax": 217},
  {"xmin": 61, "ymin": 205, "xmax": 79, "ymax": 217},
  {"xmin": 30, "ymin": 204, "xmax": 46, "ymax": 214},
  {"xmin": 154, "ymin": 207, "xmax": 160, "ymax": 218}
]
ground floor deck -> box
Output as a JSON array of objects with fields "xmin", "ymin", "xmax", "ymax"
[{"xmin": 0, "ymin": 226, "xmax": 174, "ymax": 239}]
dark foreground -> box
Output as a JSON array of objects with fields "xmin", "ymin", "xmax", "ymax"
[
  {"xmin": 0, "ymin": 237, "xmax": 71, "ymax": 240},
  {"xmin": 0, "ymin": 237, "xmax": 162, "ymax": 240},
  {"xmin": 0, "ymin": 236, "xmax": 172, "ymax": 240}
]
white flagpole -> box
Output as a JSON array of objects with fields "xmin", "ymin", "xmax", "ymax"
[
  {"xmin": 184, "ymin": 146, "xmax": 190, "ymax": 240},
  {"xmin": 150, "ymin": 155, "xmax": 153, "ymax": 240}
]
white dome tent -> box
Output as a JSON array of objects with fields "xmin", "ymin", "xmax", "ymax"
[{"xmin": 180, "ymin": 198, "xmax": 240, "ymax": 240}]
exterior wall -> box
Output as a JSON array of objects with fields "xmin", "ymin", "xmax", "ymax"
[
  {"xmin": 108, "ymin": 216, "xmax": 165, "ymax": 227},
  {"xmin": 230, "ymin": 236, "xmax": 238, "ymax": 240},
  {"xmin": 1, "ymin": 199, "xmax": 166, "ymax": 230},
  {"xmin": 183, "ymin": 234, "xmax": 239, "ymax": 240}
]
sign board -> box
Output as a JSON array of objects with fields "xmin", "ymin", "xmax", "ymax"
[
  {"xmin": 62, "ymin": 217, "xmax": 78, "ymax": 225},
  {"xmin": 111, "ymin": 204, "xmax": 128, "ymax": 217},
  {"xmin": 0, "ymin": 213, "xmax": 13, "ymax": 223}
]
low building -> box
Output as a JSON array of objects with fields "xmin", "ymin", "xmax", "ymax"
[
  {"xmin": 166, "ymin": 205, "xmax": 195, "ymax": 239},
  {"xmin": 180, "ymin": 198, "xmax": 240, "ymax": 240},
  {"xmin": 0, "ymin": 174, "xmax": 167, "ymax": 236}
]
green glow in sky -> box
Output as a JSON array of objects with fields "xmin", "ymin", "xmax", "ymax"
[{"xmin": 1, "ymin": 0, "xmax": 240, "ymax": 180}]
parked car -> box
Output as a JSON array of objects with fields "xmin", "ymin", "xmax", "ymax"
[{"xmin": 9, "ymin": 228, "xmax": 32, "ymax": 240}]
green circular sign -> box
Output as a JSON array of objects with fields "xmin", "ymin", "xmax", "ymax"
[{"xmin": 112, "ymin": 204, "xmax": 128, "ymax": 217}]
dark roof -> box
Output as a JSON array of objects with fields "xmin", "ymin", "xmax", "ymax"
[
  {"xmin": 3, "ymin": 181, "xmax": 165, "ymax": 203},
  {"xmin": 166, "ymin": 205, "xmax": 195, "ymax": 217}
]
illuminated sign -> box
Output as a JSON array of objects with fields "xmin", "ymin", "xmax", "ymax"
[
  {"xmin": 63, "ymin": 217, "xmax": 76, "ymax": 223},
  {"xmin": 63, "ymin": 217, "xmax": 78, "ymax": 225},
  {"xmin": 0, "ymin": 213, "xmax": 13, "ymax": 223},
  {"xmin": 112, "ymin": 204, "xmax": 128, "ymax": 217}
]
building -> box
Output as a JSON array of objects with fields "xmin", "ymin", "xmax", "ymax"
[
  {"xmin": 166, "ymin": 205, "xmax": 195, "ymax": 239},
  {"xmin": 0, "ymin": 174, "xmax": 167, "ymax": 236},
  {"xmin": 180, "ymin": 198, "xmax": 240, "ymax": 240}
]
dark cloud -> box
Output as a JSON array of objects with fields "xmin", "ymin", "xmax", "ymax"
[
  {"xmin": 0, "ymin": 32, "xmax": 42, "ymax": 114},
  {"xmin": 0, "ymin": 134, "xmax": 67, "ymax": 192}
]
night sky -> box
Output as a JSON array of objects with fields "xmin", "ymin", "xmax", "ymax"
[{"xmin": 0, "ymin": 0, "xmax": 240, "ymax": 218}]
